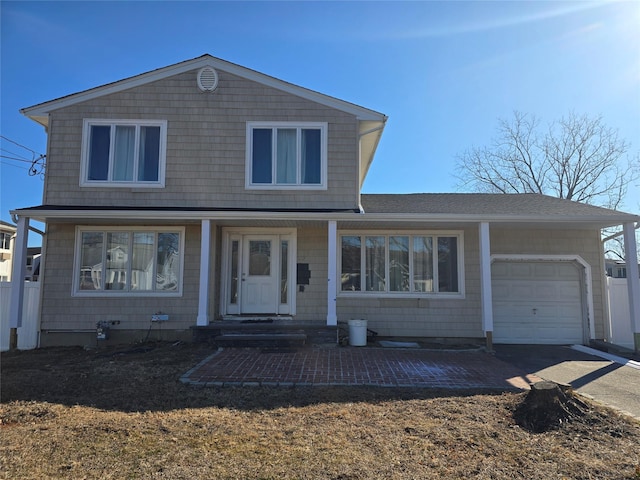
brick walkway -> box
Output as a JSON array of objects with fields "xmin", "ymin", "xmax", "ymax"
[{"xmin": 181, "ymin": 347, "xmax": 537, "ymax": 389}]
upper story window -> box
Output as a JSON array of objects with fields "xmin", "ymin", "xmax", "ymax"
[
  {"xmin": 81, "ymin": 119, "xmax": 167, "ymax": 187},
  {"xmin": 246, "ymin": 122, "xmax": 327, "ymax": 189}
]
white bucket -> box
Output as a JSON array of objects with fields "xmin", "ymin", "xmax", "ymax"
[{"xmin": 348, "ymin": 319, "xmax": 368, "ymax": 346}]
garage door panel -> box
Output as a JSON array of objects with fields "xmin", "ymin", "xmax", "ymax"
[
  {"xmin": 492, "ymin": 261, "xmax": 584, "ymax": 344},
  {"xmin": 534, "ymin": 263, "xmax": 558, "ymax": 277}
]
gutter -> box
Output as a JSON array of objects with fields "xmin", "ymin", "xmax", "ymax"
[
  {"xmin": 10, "ymin": 206, "xmax": 638, "ymax": 228},
  {"xmin": 10, "ymin": 213, "xmax": 45, "ymax": 237}
]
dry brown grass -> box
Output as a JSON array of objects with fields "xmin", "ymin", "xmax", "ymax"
[{"xmin": 1, "ymin": 341, "xmax": 639, "ymax": 479}]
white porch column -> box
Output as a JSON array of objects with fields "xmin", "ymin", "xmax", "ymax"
[
  {"xmin": 623, "ymin": 222, "xmax": 640, "ymax": 351},
  {"xmin": 479, "ymin": 222, "xmax": 494, "ymax": 349},
  {"xmin": 9, "ymin": 216, "xmax": 29, "ymax": 330},
  {"xmin": 196, "ymin": 219, "xmax": 211, "ymax": 327},
  {"xmin": 326, "ymin": 220, "xmax": 338, "ymax": 326}
]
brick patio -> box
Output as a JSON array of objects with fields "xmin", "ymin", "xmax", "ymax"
[{"xmin": 180, "ymin": 346, "xmax": 538, "ymax": 389}]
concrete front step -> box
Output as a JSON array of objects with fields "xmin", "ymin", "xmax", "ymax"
[
  {"xmin": 215, "ymin": 333, "xmax": 308, "ymax": 349},
  {"xmin": 192, "ymin": 322, "xmax": 337, "ymax": 348}
]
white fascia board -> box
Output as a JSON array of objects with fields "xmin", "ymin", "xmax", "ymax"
[
  {"xmin": 336, "ymin": 212, "xmax": 638, "ymax": 226},
  {"xmin": 11, "ymin": 208, "xmax": 636, "ymax": 228},
  {"xmin": 21, "ymin": 55, "xmax": 387, "ymax": 124},
  {"xmin": 10, "ymin": 208, "xmax": 357, "ymax": 223}
]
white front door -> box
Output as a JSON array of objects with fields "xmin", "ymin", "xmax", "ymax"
[
  {"xmin": 222, "ymin": 229, "xmax": 296, "ymax": 317},
  {"xmin": 241, "ymin": 235, "xmax": 279, "ymax": 314}
]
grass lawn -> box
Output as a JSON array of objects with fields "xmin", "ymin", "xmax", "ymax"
[{"xmin": 1, "ymin": 341, "xmax": 639, "ymax": 479}]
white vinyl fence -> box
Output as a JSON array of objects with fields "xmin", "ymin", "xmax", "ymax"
[
  {"xmin": 606, "ymin": 277, "xmax": 634, "ymax": 349},
  {"xmin": 0, "ymin": 282, "xmax": 40, "ymax": 351}
]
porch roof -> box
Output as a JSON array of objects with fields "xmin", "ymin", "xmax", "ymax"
[{"xmin": 12, "ymin": 192, "xmax": 639, "ymax": 230}]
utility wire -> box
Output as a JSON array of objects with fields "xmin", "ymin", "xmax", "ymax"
[
  {"xmin": 0, "ymin": 135, "xmax": 40, "ymax": 155},
  {"xmin": 1, "ymin": 148, "xmax": 31, "ymax": 161},
  {"xmin": 0, "ymin": 154, "xmax": 37, "ymax": 163},
  {"xmin": 0, "ymin": 160, "xmax": 30, "ymax": 170},
  {"xmin": 0, "ymin": 136, "xmax": 46, "ymax": 176}
]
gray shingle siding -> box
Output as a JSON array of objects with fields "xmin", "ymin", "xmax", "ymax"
[{"xmin": 43, "ymin": 69, "xmax": 361, "ymax": 211}]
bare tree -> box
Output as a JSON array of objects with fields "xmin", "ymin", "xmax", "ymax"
[{"xmin": 456, "ymin": 111, "xmax": 636, "ymax": 210}]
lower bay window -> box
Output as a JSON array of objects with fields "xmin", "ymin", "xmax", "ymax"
[
  {"xmin": 74, "ymin": 227, "xmax": 183, "ymax": 295},
  {"xmin": 340, "ymin": 232, "xmax": 463, "ymax": 296}
]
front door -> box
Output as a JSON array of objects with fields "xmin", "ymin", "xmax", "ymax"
[
  {"xmin": 241, "ymin": 235, "xmax": 279, "ymax": 314},
  {"xmin": 223, "ymin": 229, "xmax": 296, "ymax": 317}
]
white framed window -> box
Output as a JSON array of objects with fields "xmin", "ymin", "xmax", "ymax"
[
  {"xmin": 0, "ymin": 232, "xmax": 12, "ymax": 250},
  {"xmin": 80, "ymin": 119, "xmax": 167, "ymax": 187},
  {"xmin": 73, "ymin": 226, "xmax": 184, "ymax": 296},
  {"xmin": 246, "ymin": 122, "xmax": 327, "ymax": 189},
  {"xmin": 339, "ymin": 231, "xmax": 464, "ymax": 297}
]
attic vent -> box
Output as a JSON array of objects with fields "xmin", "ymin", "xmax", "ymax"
[{"xmin": 197, "ymin": 66, "xmax": 219, "ymax": 92}]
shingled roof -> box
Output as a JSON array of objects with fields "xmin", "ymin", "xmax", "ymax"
[{"xmin": 360, "ymin": 193, "xmax": 639, "ymax": 226}]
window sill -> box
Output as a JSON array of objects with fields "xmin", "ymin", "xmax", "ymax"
[
  {"xmin": 338, "ymin": 292, "xmax": 465, "ymax": 300},
  {"xmin": 80, "ymin": 182, "xmax": 165, "ymax": 189},
  {"xmin": 73, "ymin": 291, "xmax": 183, "ymax": 298},
  {"xmin": 245, "ymin": 184, "xmax": 327, "ymax": 191}
]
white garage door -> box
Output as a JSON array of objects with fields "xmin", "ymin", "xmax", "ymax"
[{"xmin": 492, "ymin": 261, "xmax": 585, "ymax": 344}]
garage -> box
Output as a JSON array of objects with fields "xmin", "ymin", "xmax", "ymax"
[{"xmin": 492, "ymin": 261, "xmax": 585, "ymax": 344}]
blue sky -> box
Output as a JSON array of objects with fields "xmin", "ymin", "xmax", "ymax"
[{"xmin": 1, "ymin": 1, "xmax": 639, "ymax": 246}]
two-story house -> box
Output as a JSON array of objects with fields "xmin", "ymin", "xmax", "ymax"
[{"xmin": 10, "ymin": 54, "xmax": 640, "ymax": 349}]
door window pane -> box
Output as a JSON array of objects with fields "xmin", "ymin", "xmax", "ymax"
[
  {"xmin": 230, "ymin": 240, "xmax": 239, "ymax": 304},
  {"xmin": 88, "ymin": 126, "xmax": 111, "ymax": 180},
  {"xmin": 341, "ymin": 236, "xmax": 361, "ymax": 291},
  {"xmin": 280, "ymin": 240, "xmax": 288, "ymax": 304},
  {"xmin": 438, "ymin": 237, "xmax": 458, "ymax": 292},
  {"xmin": 365, "ymin": 236, "xmax": 386, "ymax": 291},
  {"xmin": 252, "ymin": 128, "xmax": 272, "ymax": 183},
  {"xmin": 156, "ymin": 233, "xmax": 180, "ymax": 291},
  {"xmin": 389, "ymin": 236, "xmax": 409, "ymax": 292},
  {"xmin": 413, "ymin": 237, "xmax": 433, "ymax": 292},
  {"xmin": 249, "ymin": 240, "xmax": 271, "ymax": 276}
]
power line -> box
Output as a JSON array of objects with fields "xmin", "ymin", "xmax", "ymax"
[
  {"xmin": 0, "ymin": 136, "xmax": 46, "ymax": 177},
  {"xmin": 1, "ymin": 148, "xmax": 31, "ymax": 161},
  {"xmin": 0, "ymin": 135, "xmax": 40, "ymax": 155},
  {"xmin": 0, "ymin": 160, "xmax": 30, "ymax": 171},
  {"xmin": 0, "ymin": 154, "xmax": 36, "ymax": 163}
]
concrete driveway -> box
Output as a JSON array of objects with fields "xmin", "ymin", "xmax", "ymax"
[{"xmin": 494, "ymin": 344, "xmax": 640, "ymax": 421}]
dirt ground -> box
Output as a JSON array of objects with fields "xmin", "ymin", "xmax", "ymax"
[{"xmin": 1, "ymin": 341, "xmax": 640, "ymax": 479}]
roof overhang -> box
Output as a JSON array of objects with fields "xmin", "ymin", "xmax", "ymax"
[
  {"xmin": 359, "ymin": 120, "xmax": 387, "ymax": 189},
  {"xmin": 20, "ymin": 54, "xmax": 388, "ymax": 129},
  {"xmin": 11, "ymin": 206, "xmax": 636, "ymax": 231}
]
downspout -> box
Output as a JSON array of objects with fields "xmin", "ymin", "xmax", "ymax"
[{"xmin": 11, "ymin": 213, "xmax": 45, "ymax": 237}]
